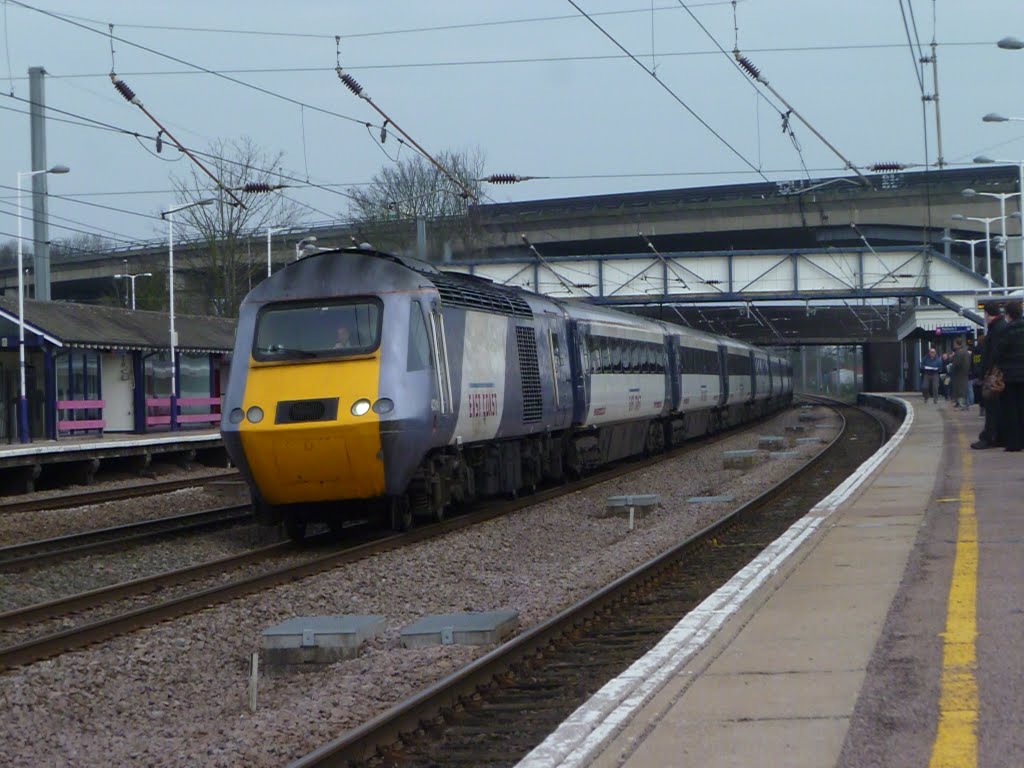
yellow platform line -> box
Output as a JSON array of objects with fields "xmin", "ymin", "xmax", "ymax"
[{"xmin": 928, "ymin": 428, "xmax": 978, "ymax": 768}]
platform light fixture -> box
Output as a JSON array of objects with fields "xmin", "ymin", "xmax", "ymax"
[
  {"xmin": 16, "ymin": 164, "xmax": 70, "ymax": 443},
  {"xmin": 951, "ymin": 214, "xmax": 1001, "ymax": 290},
  {"xmin": 113, "ymin": 270, "xmax": 153, "ymax": 310}
]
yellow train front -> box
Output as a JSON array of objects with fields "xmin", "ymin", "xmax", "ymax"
[{"xmin": 221, "ymin": 247, "xmax": 444, "ymax": 540}]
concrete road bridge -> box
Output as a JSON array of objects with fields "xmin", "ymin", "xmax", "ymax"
[{"xmin": 0, "ymin": 165, "xmax": 1018, "ymax": 323}]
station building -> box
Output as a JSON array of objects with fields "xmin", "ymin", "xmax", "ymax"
[{"xmin": 0, "ymin": 297, "xmax": 235, "ymax": 442}]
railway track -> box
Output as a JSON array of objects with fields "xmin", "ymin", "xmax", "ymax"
[
  {"xmin": 0, "ymin": 411, "xmax": 782, "ymax": 673},
  {"xmin": 0, "ymin": 471, "xmax": 241, "ymax": 515},
  {"xmin": 285, "ymin": 398, "xmax": 889, "ymax": 767},
  {"xmin": 0, "ymin": 504, "xmax": 253, "ymax": 571}
]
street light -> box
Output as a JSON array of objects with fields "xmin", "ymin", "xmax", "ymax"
[
  {"xmin": 16, "ymin": 164, "xmax": 69, "ymax": 443},
  {"xmin": 266, "ymin": 226, "xmax": 287, "ymax": 278},
  {"xmin": 975, "ymin": 156, "xmax": 1024, "ymax": 291},
  {"xmin": 950, "ymin": 241, "xmax": 983, "ymax": 278},
  {"xmin": 295, "ymin": 236, "xmax": 318, "ymax": 261},
  {"xmin": 113, "ymin": 271, "xmax": 153, "ymax": 310},
  {"xmin": 160, "ymin": 198, "xmax": 215, "ymax": 430},
  {"xmin": 962, "ymin": 188, "xmax": 1020, "ymax": 288},
  {"xmin": 951, "ymin": 214, "xmax": 1001, "ymax": 289},
  {"xmin": 998, "ymin": 36, "xmax": 1024, "ymax": 50}
]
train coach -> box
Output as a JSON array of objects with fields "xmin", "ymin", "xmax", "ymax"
[{"xmin": 220, "ymin": 248, "xmax": 792, "ymax": 541}]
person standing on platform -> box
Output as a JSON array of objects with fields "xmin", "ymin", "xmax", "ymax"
[
  {"xmin": 966, "ymin": 337, "xmax": 978, "ymax": 409},
  {"xmin": 919, "ymin": 347, "xmax": 942, "ymax": 404},
  {"xmin": 950, "ymin": 338, "xmax": 970, "ymax": 410},
  {"xmin": 973, "ymin": 301, "xmax": 1008, "ymax": 449},
  {"xmin": 993, "ymin": 300, "xmax": 1024, "ymax": 452}
]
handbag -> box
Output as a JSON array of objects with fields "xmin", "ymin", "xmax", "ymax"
[{"xmin": 982, "ymin": 366, "xmax": 1005, "ymax": 399}]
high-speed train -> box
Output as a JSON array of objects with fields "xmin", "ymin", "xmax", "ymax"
[{"xmin": 221, "ymin": 248, "xmax": 792, "ymax": 540}]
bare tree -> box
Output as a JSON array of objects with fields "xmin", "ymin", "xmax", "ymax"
[
  {"xmin": 171, "ymin": 137, "xmax": 304, "ymax": 316},
  {"xmin": 347, "ymin": 148, "xmax": 486, "ymax": 260},
  {"xmin": 50, "ymin": 233, "xmax": 114, "ymax": 263},
  {"xmin": 0, "ymin": 240, "xmax": 15, "ymax": 268}
]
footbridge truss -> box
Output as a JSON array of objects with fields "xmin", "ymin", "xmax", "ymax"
[{"xmin": 447, "ymin": 246, "xmax": 990, "ymax": 343}]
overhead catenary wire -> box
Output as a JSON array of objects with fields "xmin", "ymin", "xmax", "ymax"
[
  {"xmin": 7, "ymin": 0, "xmax": 370, "ymax": 130},
  {"xmin": 676, "ymin": 0, "xmax": 812, "ymax": 179},
  {"xmin": 0, "ymin": 201, "xmax": 144, "ymax": 245},
  {"xmin": 2, "ymin": 92, "xmax": 366, "ymax": 206},
  {"xmin": 731, "ymin": 52, "xmax": 869, "ymax": 184},
  {"xmin": 109, "ymin": 73, "xmax": 246, "ymax": 208},
  {"xmin": 569, "ymin": 0, "xmax": 770, "ymax": 185},
  {"xmin": 335, "ymin": 42, "xmax": 475, "ymax": 201},
  {"xmin": 29, "ymin": 2, "xmax": 744, "ymax": 41},
  {"xmin": 0, "ymin": 40, "xmax": 998, "ymax": 82}
]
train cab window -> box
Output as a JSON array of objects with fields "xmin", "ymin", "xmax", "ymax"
[
  {"xmin": 407, "ymin": 301, "xmax": 431, "ymax": 371},
  {"xmin": 254, "ymin": 299, "xmax": 382, "ymax": 361}
]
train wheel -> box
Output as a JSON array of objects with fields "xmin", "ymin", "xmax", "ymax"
[
  {"xmin": 284, "ymin": 514, "xmax": 307, "ymax": 543},
  {"xmin": 326, "ymin": 518, "xmax": 345, "ymax": 540},
  {"xmin": 389, "ymin": 496, "xmax": 413, "ymax": 532}
]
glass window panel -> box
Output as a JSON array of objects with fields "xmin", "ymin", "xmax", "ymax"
[
  {"xmin": 407, "ymin": 301, "xmax": 431, "ymax": 372},
  {"xmin": 254, "ymin": 299, "xmax": 382, "ymax": 361}
]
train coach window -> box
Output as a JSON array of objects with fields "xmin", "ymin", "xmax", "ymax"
[{"xmin": 407, "ymin": 301, "xmax": 431, "ymax": 371}]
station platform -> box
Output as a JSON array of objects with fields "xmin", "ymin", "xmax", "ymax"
[
  {"xmin": 519, "ymin": 393, "xmax": 1023, "ymax": 767},
  {"xmin": 0, "ymin": 429, "xmax": 226, "ymax": 493}
]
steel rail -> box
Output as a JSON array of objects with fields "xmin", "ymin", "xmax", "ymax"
[
  {"xmin": 0, "ymin": 471, "xmax": 241, "ymax": 515},
  {"xmin": 287, "ymin": 400, "xmax": 877, "ymax": 767},
  {"xmin": 0, "ymin": 504, "xmax": 252, "ymax": 570},
  {"xmin": 0, "ymin": 406, "xmax": 787, "ymax": 673}
]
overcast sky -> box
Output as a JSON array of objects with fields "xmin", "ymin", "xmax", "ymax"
[{"xmin": 1, "ymin": 0, "xmax": 1023, "ymax": 248}]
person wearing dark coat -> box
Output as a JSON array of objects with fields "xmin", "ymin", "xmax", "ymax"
[
  {"xmin": 974, "ymin": 301, "xmax": 1009, "ymax": 449},
  {"xmin": 993, "ymin": 300, "xmax": 1024, "ymax": 452},
  {"xmin": 950, "ymin": 338, "xmax": 970, "ymax": 409}
]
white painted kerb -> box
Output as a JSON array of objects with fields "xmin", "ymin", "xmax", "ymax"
[{"xmin": 516, "ymin": 397, "xmax": 914, "ymax": 768}]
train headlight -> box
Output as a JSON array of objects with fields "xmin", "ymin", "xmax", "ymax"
[
  {"xmin": 229, "ymin": 408, "xmax": 244, "ymax": 424},
  {"xmin": 246, "ymin": 406, "xmax": 264, "ymax": 423},
  {"xmin": 371, "ymin": 398, "xmax": 394, "ymax": 414},
  {"xmin": 351, "ymin": 398, "xmax": 371, "ymax": 417}
]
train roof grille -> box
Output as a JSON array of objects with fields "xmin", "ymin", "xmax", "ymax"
[{"xmin": 426, "ymin": 271, "xmax": 533, "ymax": 319}]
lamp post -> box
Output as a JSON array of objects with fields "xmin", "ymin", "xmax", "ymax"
[
  {"xmin": 951, "ymin": 214, "xmax": 1000, "ymax": 289},
  {"xmin": 161, "ymin": 198, "xmax": 215, "ymax": 430},
  {"xmin": 962, "ymin": 188, "xmax": 1020, "ymax": 289},
  {"xmin": 266, "ymin": 226, "xmax": 286, "ymax": 278},
  {"xmin": 951, "ymin": 238, "xmax": 986, "ymax": 274},
  {"xmin": 16, "ymin": 164, "xmax": 69, "ymax": 443},
  {"xmin": 295, "ymin": 236, "xmax": 318, "ymax": 261},
  {"xmin": 113, "ymin": 271, "xmax": 153, "ymax": 310},
  {"xmin": 974, "ymin": 156, "xmax": 1024, "ymax": 291}
]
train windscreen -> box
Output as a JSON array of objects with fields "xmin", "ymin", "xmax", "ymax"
[{"xmin": 253, "ymin": 299, "xmax": 382, "ymax": 361}]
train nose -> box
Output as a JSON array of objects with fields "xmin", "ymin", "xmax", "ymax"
[{"xmin": 235, "ymin": 362, "xmax": 388, "ymax": 505}]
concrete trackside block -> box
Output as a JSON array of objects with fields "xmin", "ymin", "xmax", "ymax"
[
  {"xmin": 768, "ymin": 451, "xmax": 801, "ymax": 460},
  {"xmin": 686, "ymin": 495, "xmax": 735, "ymax": 504},
  {"xmin": 597, "ymin": 494, "xmax": 661, "ymax": 519},
  {"xmin": 798, "ymin": 413, "xmax": 822, "ymax": 423},
  {"xmin": 261, "ymin": 615, "xmax": 385, "ymax": 670},
  {"xmin": 785, "ymin": 425, "xmax": 806, "ymax": 434},
  {"xmin": 758, "ymin": 436, "xmax": 786, "ymax": 451},
  {"xmin": 401, "ymin": 611, "xmax": 519, "ymax": 649},
  {"xmin": 723, "ymin": 449, "xmax": 761, "ymax": 469},
  {"xmin": 796, "ymin": 436, "xmax": 826, "ymax": 445}
]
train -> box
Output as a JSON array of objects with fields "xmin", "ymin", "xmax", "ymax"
[{"xmin": 220, "ymin": 247, "xmax": 793, "ymax": 541}]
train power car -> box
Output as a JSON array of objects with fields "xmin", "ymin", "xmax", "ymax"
[{"xmin": 221, "ymin": 248, "xmax": 792, "ymax": 540}]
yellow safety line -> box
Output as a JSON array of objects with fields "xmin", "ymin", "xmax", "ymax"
[{"xmin": 928, "ymin": 428, "xmax": 978, "ymax": 768}]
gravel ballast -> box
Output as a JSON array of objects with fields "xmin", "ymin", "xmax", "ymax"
[{"xmin": 0, "ymin": 406, "xmax": 845, "ymax": 767}]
